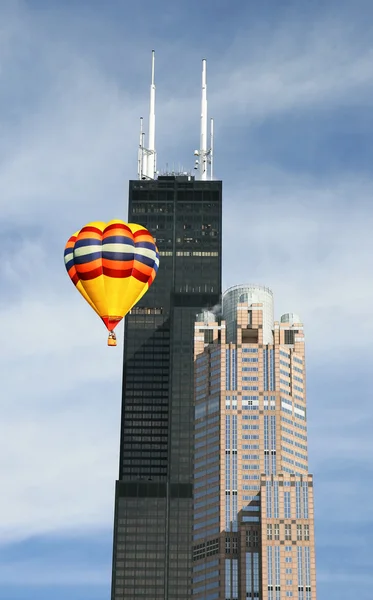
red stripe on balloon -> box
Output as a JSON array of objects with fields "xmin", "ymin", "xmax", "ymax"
[
  {"xmin": 102, "ymin": 266, "xmax": 134, "ymax": 278},
  {"xmin": 101, "ymin": 316, "xmax": 123, "ymax": 331},
  {"xmin": 104, "ymin": 222, "xmax": 132, "ymax": 234},
  {"xmin": 78, "ymin": 267, "xmax": 103, "ymax": 280},
  {"xmin": 131, "ymin": 268, "xmax": 150, "ymax": 283}
]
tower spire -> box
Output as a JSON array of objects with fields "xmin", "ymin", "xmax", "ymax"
[
  {"xmin": 194, "ymin": 59, "xmax": 214, "ymax": 180},
  {"xmin": 138, "ymin": 50, "xmax": 157, "ymax": 180},
  {"xmin": 147, "ymin": 50, "xmax": 156, "ymax": 178}
]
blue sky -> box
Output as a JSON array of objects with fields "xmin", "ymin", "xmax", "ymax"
[{"xmin": 1, "ymin": 0, "xmax": 372, "ymax": 598}]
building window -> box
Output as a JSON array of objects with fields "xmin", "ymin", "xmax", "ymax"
[
  {"xmin": 296, "ymin": 481, "xmax": 301, "ymax": 518},
  {"xmin": 285, "ymin": 330, "xmax": 295, "ymax": 345},
  {"xmin": 226, "ymin": 537, "xmax": 231, "ymax": 554},
  {"xmin": 285, "ymin": 524, "xmax": 292, "ymax": 541},
  {"xmin": 267, "ymin": 524, "xmax": 273, "ymax": 540},
  {"xmin": 284, "ymin": 491, "xmax": 291, "ymax": 519},
  {"xmin": 266, "ymin": 481, "xmax": 272, "ymax": 518},
  {"xmin": 273, "ymin": 481, "xmax": 279, "ymax": 518},
  {"xmin": 269, "ymin": 349, "xmax": 275, "ymax": 391},
  {"xmin": 274, "ymin": 524, "xmax": 280, "ymax": 541},
  {"xmin": 304, "ymin": 524, "xmax": 310, "ymax": 541},
  {"xmin": 303, "ymin": 482, "xmax": 309, "ymax": 519},
  {"xmin": 297, "ymin": 525, "xmax": 302, "ymax": 541}
]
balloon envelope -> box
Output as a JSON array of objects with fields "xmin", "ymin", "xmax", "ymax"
[{"xmin": 64, "ymin": 220, "xmax": 159, "ymax": 332}]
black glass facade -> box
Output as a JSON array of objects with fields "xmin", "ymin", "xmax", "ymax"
[{"xmin": 111, "ymin": 175, "xmax": 222, "ymax": 599}]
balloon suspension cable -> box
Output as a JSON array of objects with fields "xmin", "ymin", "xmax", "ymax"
[{"xmin": 108, "ymin": 331, "xmax": 117, "ymax": 347}]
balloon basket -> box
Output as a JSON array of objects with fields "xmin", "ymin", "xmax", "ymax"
[{"xmin": 108, "ymin": 332, "xmax": 117, "ymax": 347}]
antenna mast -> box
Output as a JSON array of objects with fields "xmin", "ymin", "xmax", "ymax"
[
  {"xmin": 194, "ymin": 59, "xmax": 214, "ymax": 180},
  {"xmin": 138, "ymin": 50, "xmax": 157, "ymax": 180}
]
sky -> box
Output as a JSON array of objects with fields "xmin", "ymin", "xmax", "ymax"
[{"xmin": 0, "ymin": 0, "xmax": 372, "ymax": 598}]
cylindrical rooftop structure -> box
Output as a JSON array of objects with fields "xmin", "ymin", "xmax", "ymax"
[
  {"xmin": 196, "ymin": 310, "xmax": 216, "ymax": 324},
  {"xmin": 222, "ymin": 284, "xmax": 274, "ymax": 344},
  {"xmin": 280, "ymin": 312, "xmax": 301, "ymax": 325}
]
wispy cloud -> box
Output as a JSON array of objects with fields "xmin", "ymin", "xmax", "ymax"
[{"xmin": 1, "ymin": 1, "xmax": 373, "ymax": 598}]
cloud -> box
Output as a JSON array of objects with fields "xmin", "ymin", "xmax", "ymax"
[
  {"xmin": 222, "ymin": 169, "xmax": 373, "ymax": 361},
  {"xmin": 0, "ymin": 10, "xmax": 372, "ymax": 600},
  {"xmin": 0, "ymin": 562, "xmax": 109, "ymax": 586}
]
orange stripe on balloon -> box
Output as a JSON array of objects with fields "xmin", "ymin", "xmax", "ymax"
[
  {"xmin": 133, "ymin": 260, "xmax": 154, "ymax": 276},
  {"xmin": 77, "ymin": 231, "xmax": 102, "ymax": 241},
  {"xmin": 104, "ymin": 223, "xmax": 132, "ymax": 234},
  {"xmin": 103, "ymin": 226, "xmax": 133, "ymax": 238},
  {"xmin": 102, "ymin": 258, "xmax": 134, "ymax": 270},
  {"xmin": 134, "ymin": 235, "xmax": 154, "ymax": 244},
  {"xmin": 75, "ymin": 258, "xmax": 102, "ymax": 273}
]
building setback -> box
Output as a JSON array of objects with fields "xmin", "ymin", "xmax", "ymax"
[
  {"xmin": 110, "ymin": 174, "xmax": 222, "ymax": 599},
  {"xmin": 192, "ymin": 284, "xmax": 317, "ymax": 600}
]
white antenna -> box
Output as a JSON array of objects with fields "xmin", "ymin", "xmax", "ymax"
[
  {"xmin": 194, "ymin": 59, "xmax": 214, "ymax": 180},
  {"xmin": 200, "ymin": 59, "xmax": 207, "ymax": 180},
  {"xmin": 138, "ymin": 50, "xmax": 156, "ymax": 180},
  {"xmin": 210, "ymin": 117, "xmax": 214, "ymax": 181},
  {"xmin": 147, "ymin": 50, "xmax": 156, "ymax": 178},
  {"xmin": 138, "ymin": 116, "xmax": 144, "ymax": 179}
]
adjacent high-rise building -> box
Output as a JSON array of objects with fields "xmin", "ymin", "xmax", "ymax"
[
  {"xmin": 192, "ymin": 285, "xmax": 317, "ymax": 600},
  {"xmin": 111, "ymin": 53, "xmax": 222, "ymax": 599}
]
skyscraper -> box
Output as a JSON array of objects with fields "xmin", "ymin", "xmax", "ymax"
[
  {"xmin": 111, "ymin": 54, "xmax": 222, "ymax": 599},
  {"xmin": 192, "ymin": 285, "xmax": 317, "ymax": 599}
]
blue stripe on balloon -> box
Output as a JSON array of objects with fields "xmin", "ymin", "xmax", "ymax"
[
  {"xmin": 65, "ymin": 258, "xmax": 75, "ymax": 271},
  {"xmin": 135, "ymin": 241, "xmax": 156, "ymax": 251},
  {"xmin": 73, "ymin": 251, "xmax": 102, "ymax": 264},
  {"xmin": 102, "ymin": 251, "xmax": 135, "ymax": 261},
  {"xmin": 134, "ymin": 254, "xmax": 156, "ymax": 268},
  {"xmin": 74, "ymin": 238, "xmax": 102, "ymax": 249},
  {"xmin": 103, "ymin": 235, "xmax": 135, "ymax": 246}
]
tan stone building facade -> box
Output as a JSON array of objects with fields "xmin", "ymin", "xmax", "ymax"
[{"xmin": 192, "ymin": 285, "xmax": 316, "ymax": 600}]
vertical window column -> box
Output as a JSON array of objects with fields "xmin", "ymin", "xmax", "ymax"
[
  {"xmin": 284, "ymin": 491, "xmax": 291, "ymax": 519},
  {"xmin": 264, "ymin": 416, "xmax": 270, "ymax": 475},
  {"xmin": 231, "ymin": 349, "xmax": 237, "ymax": 390},
  {"xmin": 225, "ymin": 558, "xmax": 231, "ymax": 600},
  {"xmin": 267, "ymin": 547, "xmax": 273, "ymax": 600},
  {"xmin": 253, "ymin": 552, "xmax": 259, "ymax": 597},
  {"xmin": 303, "ymin": 482, "xmax": 309, "ymax": 519},
  {"xmin": 296, "ymin": 482, "xmax": 302, "ymax": 518},
  {"xmin": 297, "ymin": 546, "xmax": 304, "ymax": 600},
  {"xmin": 245, "ymin": 552, "xmax": 252, "ymax": 597},
  {"xmin": 266, "ymin": 481, "xmax": 272, "ymax": 518},
  {"xmin": 232, "ymin": 558, "xmax": 238, "ymax": 600},
  {"xmin": 275, "ymin": 546, "xmax": 281, "ymax": 599},
  {"xmin": 270, "ymin": 349, "xmax": 275, "ymax": 391},
  {"xmin": 305, "ymin": 547, "xmax": 311, "ymax": 599},
  {"xmin": 274, "ymin": 481, "xmax": 279, "ymax": 518},
  {"xmin": 226, "ymin": 349, "xmax": 231, "ymax": 390},
  {"xmin": 232, "ymin": 415, "xmax": 238, "ymax": 532},
  {"xmin": 263, "ymin": 348, "xmax": 268, "ymax": 391},
  {"xmin": 271, "ymin": 415, "xmax": 277, "ymax": 475},
  {"xmin": 225, "ymin": 415, "xmax": 231, "ymax": 532}
]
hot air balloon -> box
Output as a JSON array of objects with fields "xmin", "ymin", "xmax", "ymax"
[{"xmin": 64, "ymin": 219, "xmax": 159, "ymax": 346}]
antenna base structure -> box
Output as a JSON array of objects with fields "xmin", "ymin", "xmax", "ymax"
[
  {"xmin": 193, "ymin": 59, "xmax": 214, "ymax": 181},
  {"xmin": 138, "ymin": 50, "xmax": 157, "ymax": 180}
]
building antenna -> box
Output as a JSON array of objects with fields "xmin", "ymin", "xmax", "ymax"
[
  {"xmin": 200, "ymin": 59, "xmax": 207, "ymax": 180},
  {"xmin": 194, "ymin": 59, "xmax": 213, "ymax": 180},
  {"xmin": 138, "ymin": 50, "xmax": 156, "ymax": 180},
  {"xmin": 210, "ymin": 117, "xmax": 214, "ymax": 181},
  {"xmin": 138, "ymin": 116, "xmax": 144, "ymax": 179},
  {"xmin": 147, "ymin": 50, "xmax": 156, "ymax": 178}
]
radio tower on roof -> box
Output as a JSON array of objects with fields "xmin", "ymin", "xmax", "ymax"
[
  {"xmin": 194, "ymin": 58, "xmax": 214, "ymax": 180},
  {"xmin": 138, "ymin": 50, "xmax": 156, "ymax": 180}
]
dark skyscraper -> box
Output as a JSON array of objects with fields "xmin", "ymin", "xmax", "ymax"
[{"xmin": 111, "ymin": 55, "xmax": 222, "ymax": 599}]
